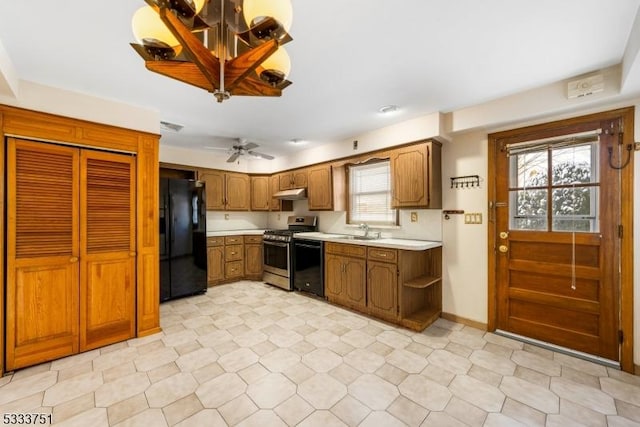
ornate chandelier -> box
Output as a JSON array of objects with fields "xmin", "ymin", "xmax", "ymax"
[{"xmin": 130, "ymin": 0, "xmax": 293, "ymax": 103}]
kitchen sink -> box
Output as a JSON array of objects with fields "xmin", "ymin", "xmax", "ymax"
[{"xmin": 338, "ymin": 235, "xmax": 380, "ymax": 241}]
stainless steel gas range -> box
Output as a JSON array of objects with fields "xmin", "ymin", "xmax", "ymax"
[{"xmin": 262, "ymin": 216, "xmax": 317, "ymax": 291}]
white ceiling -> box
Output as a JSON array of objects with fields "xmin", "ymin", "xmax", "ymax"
[{"xmin": 0, "ymin": 0, "xmax": 639, "ymax": 159}]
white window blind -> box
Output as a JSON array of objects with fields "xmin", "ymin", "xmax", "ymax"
[{"xmin": 349, "ymin": 161, "xmax": 396, "ymax": 225}]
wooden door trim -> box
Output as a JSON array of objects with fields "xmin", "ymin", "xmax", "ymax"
[{"xmin": 488, "ymin": 106, "xmax": 634, "ymax": 372}]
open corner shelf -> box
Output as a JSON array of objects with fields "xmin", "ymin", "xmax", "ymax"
[
  {"xmin": 400, "ymin": 306, "xmax": 441, "ymax": 331},
  {"xmin": 404, "ymin": 275, "xmax": 440, "ymax": 289}
]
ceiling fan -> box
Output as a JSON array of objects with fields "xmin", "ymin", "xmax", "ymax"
[{"xmin": 205, "ymin": 139, "xmax": 275, "ymax": 163}]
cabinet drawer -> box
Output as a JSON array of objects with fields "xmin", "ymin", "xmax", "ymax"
[
  {"xmin": 225, "ymin": 236, "xmax": 243, "ymax": 245},
  {"xmin": 367, "ymin": 247, "xmax": 397, "ymax": 263},
  {"xmin": 244, "ymin": 235, "xmax": 263, "ymax": 244},
  {"xmin": 225, "ymin": 261, "xmax": 244, "ymax": 279},
  {"xmin": 225, "ymin": 244, "xmax": 244, "ymax": 261},
  {"xmin": 207, "ymin": 237, "xmax": 224, "ymax": 247},
  {"xmin": 325, "ymin": 242, "xmax": 366, "ymax": 258}
]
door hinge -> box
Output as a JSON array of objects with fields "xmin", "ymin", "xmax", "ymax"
[
  {"xmin": 619, "ymin": 330, "xmax": 624, "ymax": 343},
  {"xmin": 618, "ymin": 225, "xmax": 623, "ymax": 239}
]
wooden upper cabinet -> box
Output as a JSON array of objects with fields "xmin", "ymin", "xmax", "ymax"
[
  {"xmin": 201, "ymin": 170, "xmax": 225, "ymax": 210},
  {"xmin": 279, "ymin": 172, "xmax": 293, "ymax": 190},
  {"xmin": 225, "ymin": 173, "xmax": 250, "ymax": 210},
  {"xmin": 200, "ymin": 170, "xmax": 250, "ymax": 211},
  {"xmin": 270, "ymin": 174, "xmax": 282, "ymax": 211},
  {"xmin": 390, "ymin": 141, "xmax": 442, "ymax": 209},
  {"xmin": 307, "ymin": 164, "xmax": 346, "ymax": 211},
  {"xmin": 293, "ymin": 169, "xmax": 308, "ymax": 188},
  {"xmin": 279, "ymin": 169, "xmax": 308, "ymax": 190},
  {"xmin": 250, "ymin": 176, "xmax": 270, "ymax": 211},
  {"xmin": 307, "ymin": 165, "xmax": 333, "ymax": 210},
  {"xmin": 269, "ymin": 174, "xmax": 293, "ymax": 212}
]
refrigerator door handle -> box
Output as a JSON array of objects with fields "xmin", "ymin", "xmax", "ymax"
[{"xmin": 170, "ymin": 195, "xmax": 176, "ymax": 245}]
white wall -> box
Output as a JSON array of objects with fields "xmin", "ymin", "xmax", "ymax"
[
  {"xmin": 267, "ymin": 200, "xmax": 442, "ymax": 241},
  {"xmin": 0, "ymin": 80, "xmax": 158, "ymax": 135},
  {"xmin": 207, "ymin": 211, "xmax": 268, "ymax": 232},
  {"xmin": 160, "ymin": 145, "xmax": 252, "ymax": 173},
  {"xmin": 440, "ymin": 132, "xmax": 488, "ymax": 323},
  {"xmin": 272, "ymin": 113, "xmax": 443, "ymax": 172}
]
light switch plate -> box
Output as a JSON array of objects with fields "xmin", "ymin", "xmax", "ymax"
[{"xmin": 464, "ymin": 213, "xmax": 482, "ymax": 224}]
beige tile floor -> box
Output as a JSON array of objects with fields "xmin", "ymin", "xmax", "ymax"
[{"xmin": 1, "ymin": 281, "xmax": 640, "ymax": 426}]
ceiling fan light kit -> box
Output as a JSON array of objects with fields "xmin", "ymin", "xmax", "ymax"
[{"xmin": 130, "ymin": 0, "xmax": 293, "ymax": 103}]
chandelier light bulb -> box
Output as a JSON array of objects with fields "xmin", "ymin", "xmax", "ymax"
[
  {"xmin": 191, "ymin": 0, "xmax": 206, "ymax": 13},
  {"xmin": 261, "ymin": 47, "xmax": 291, "ymax": 79},
  {"xmin": 131, "ymin": 6, "xmax": 179, "ymax": 48},
  {"xmin": 243, "ymin": 0, "xmax": 293, "ymax": 31}
]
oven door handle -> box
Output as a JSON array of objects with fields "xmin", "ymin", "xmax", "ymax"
[
  {"xmin": 264, "ymin": 241, "xmax": 289, "ymax": 248},
  {"xmin": 295, "ymin": 243, "xmax": 321, "ymax": 249}
]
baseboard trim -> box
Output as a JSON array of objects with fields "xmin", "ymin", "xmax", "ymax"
[{"xmin": 440, "ymin": 312, "xmax": 487, "ymax": 331}]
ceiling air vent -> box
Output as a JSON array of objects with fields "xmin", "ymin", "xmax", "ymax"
[{"xmin": 160, "ymin": 121, "xmax": 184, "ymax": 132}]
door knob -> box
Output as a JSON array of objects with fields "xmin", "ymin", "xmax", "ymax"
[
  {"xmin": 498, "ymin": 245, "xmax": 508, "ymax": 253},
  {"xmin": 499, "ymin": 231, "xmax": 509, "ymax": 239},
  {"xmin": 70, "ymin": 257, "xmax": 79, "ymax": 263}
]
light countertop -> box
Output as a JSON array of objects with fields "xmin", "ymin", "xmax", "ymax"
[
  {"xmin": 207, "ymin": 229, "xmax": 265, "ymax": 237},
  {"xmin": 294, "ymin": 232, "xmax": 442, "ymax": 251}
]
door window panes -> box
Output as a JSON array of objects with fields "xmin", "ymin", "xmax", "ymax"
[
  {"xmin": 508, "ymin": 142, "xmax": 599, "ymax": 233},
  {"xmin": 510, "ymin": 189, "xmax": 548, "ymax": 230}
]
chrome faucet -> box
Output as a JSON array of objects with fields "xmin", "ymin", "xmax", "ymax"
[{"xmin": 359, "ymin": 223, "xmax": 369, "ymax": 237}]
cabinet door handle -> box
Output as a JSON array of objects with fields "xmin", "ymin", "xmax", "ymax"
[{"xmin": 70, "ymin": 257, "xmax": 78, "ymax": 263}]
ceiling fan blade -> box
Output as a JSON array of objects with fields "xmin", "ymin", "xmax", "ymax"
[
  {"xmin": 241, "ymin": 142, "xmax": 259, "ymax": 150},
  {"xmin": 227, "ymin": 152, "xmax": 240, "ymax": 163},
  {"xmin": 248, "ymin": 151, "xmax": 274, "ymax": 160},
  {"xmin": 203, "ymin": 146, "xmax": 231, "ymax": 151}
]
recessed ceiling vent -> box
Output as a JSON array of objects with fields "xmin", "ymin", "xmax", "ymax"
[{"xmin": 160, "ymin": 121, "xmax": 184, "ymax": 132}]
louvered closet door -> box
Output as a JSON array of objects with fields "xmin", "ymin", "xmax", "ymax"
[
  {"xmin": 6, "ymin": 139, "xmax": 80, "ymax": 370},
  {"xmin": 80, "ymin": 150, "xmax": 136, "ymax": 351}
]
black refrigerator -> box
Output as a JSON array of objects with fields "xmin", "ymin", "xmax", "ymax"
[{"xmin": 160, "ymin": 178, "xmax": 207, "ymax": 302}]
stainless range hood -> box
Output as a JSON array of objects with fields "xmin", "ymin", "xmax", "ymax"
[{"xmin": 274, "ymin": 188, "xmax": 307, "ymax": 200}]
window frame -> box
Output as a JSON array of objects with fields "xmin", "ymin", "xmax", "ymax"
[{"xmin": 345, "ymin": 158, "xmax": 399, "ymax": 226}]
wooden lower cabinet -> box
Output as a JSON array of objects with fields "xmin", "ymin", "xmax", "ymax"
[
  {"xmin": 244, "ymin": 236, "xmax": 263, "ymax": 280},
  {"xmin": 325, "ymin": 244, "xmax": 366, "ymax": 311},
  {"xmin": 367, "ymin": 261, "xmax": 398, "ymax": 322},
  {"xmin": 207, "ymin": 234, "xmax": 264, "ymax": 285},
  {"xmin": 207, "ymin": 246, "xmax": 224, "ymax": 284},
  {"xmin": 225, "ymin": 261, "xmax": 244, "ymax": 279},
  {"xmin": 324, "ymin": 242, "xmax": 442, "ymax": 331}
]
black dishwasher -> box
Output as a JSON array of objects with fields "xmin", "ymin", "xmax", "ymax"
[{"xmin": 292, "ymin": 238, "xmax": 324, "ymax": 297}]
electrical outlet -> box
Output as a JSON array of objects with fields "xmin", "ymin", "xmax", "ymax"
[
  {"xmin": 410, "ymin": 212, "xmax": 418, "ymax": 222},
  {"xmin": 224, "ymin": 214, "xmax": 229, "ymax": 220},
  {"xmin": 353, "ymin": 140, "xmax": 358, "ymax": 150},
  {"xmin": 277, "ymin": 214, "xmax": 281, "ymax": 220}
]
